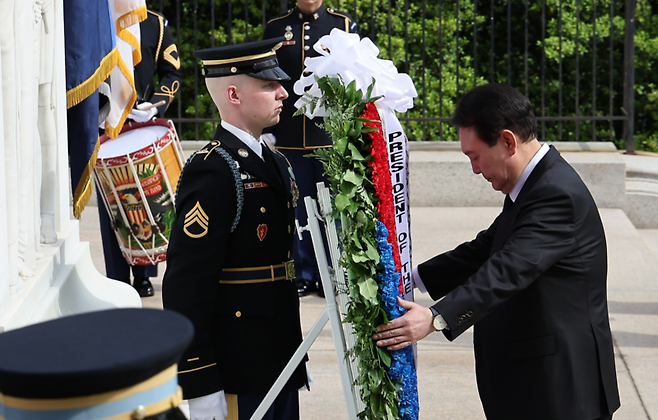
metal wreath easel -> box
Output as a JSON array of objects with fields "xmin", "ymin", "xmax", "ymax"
[{"xmin": 249, "ymin": 182, "xmax": 365, "ymax": 420}]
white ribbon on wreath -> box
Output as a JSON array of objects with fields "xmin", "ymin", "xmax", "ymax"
[{"xmin": 293, "ymin": 28, "xmax": 418, "ymax": 118}]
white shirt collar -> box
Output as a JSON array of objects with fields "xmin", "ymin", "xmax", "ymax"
[
  {"xmin": 509, "ymin": 143, "xmax": 550, "ymax": 202},
  {"xmin": 220, "ymin": 120, "xmax": 263, "ymax": 160}
]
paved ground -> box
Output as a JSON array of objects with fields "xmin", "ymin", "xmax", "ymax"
[{"xmin": 79, "ymin": 203, "xmax": 658, "ymax": 419}]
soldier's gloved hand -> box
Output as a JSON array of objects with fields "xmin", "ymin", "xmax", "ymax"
[
  {"xmin": 188, "ymin": 390, "xmax": 228, "ymax": 420},
  {"xmin": 128, "ymin": 102, "xmax": 158, "ymax": 123}
]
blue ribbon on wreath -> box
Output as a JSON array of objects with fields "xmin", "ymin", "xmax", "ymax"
[{"xmin": 375, "ymin": 221, "xmax": 420, "ymax": 420}]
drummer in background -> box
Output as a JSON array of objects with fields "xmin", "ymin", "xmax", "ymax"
[{"xmin": 97, "ymin": 8, "xmax": 183, "ymax": 297}]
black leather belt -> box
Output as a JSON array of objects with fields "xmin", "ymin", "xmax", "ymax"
[{"xmin": 219, "ymin": 261, "xmax": 295, "ymax": 284}]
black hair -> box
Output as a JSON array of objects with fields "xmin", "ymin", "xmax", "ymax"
[{"xmin": 451, "ymin": 83, "xmax": 538, "ymax": 147}]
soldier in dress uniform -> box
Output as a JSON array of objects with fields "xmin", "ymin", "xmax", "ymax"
[
  {"xmin": 98, "ymin": 8, "xmax": 183, "ymax": 298},
  {"xmin": 162, "ymin": 38, "xmax": 307, "ymax": 420},
  {"xmin": 0, "ymin": 308, "xmax": 193, "ymax": 420},
  {"xmin": 263, "ymin": 1, "xmax": 358, "ymax": 297}
]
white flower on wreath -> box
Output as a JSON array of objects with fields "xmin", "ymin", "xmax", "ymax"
[{"xmin": 293, "ymin": 28, "xmax": 418, "ymax": 119}]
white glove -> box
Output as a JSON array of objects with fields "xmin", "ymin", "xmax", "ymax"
[
  {"xmin": 128, "ymin": 102, "xmax": 158, "ymax": 122},
  {"xmin": 300, "ymin": 364, "xmax": 314, "ymax": 391},
  {"xmin": 188, "ymin": 390, "xmax": 228, "ymax": 420}
]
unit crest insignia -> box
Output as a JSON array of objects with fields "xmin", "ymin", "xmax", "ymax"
[{"xmin": 257, "ymin": 224, "xmax": 268, "ymax": 241}]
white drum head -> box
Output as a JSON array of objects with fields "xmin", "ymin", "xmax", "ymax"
[{"xmin": 98, "ymin": 125, "xmax": 170, "ymax": 159}]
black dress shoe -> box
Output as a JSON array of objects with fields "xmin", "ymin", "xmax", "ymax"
[
  {"xmin": 133, "ymin": 277, "xmax": 154, "ymax": 297},
  {"xmin": 295, "ymin": 279, "xmax": 310, "ymax": 297}
]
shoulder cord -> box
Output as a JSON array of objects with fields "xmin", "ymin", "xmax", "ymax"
[{"xmin": 174, "ymin": 148, "xmax": 244, "ymax": 233}]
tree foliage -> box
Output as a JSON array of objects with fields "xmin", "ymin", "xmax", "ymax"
[{"xmin": 152, "ymin": 0, "xmax": 656, "ymax": 152}]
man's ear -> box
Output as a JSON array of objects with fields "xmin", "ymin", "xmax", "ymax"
[
  {"xmin": 500, "ymin": 129, "xmax": 517, "ymax": 155},
  {"xmin": 226, "ymin": 85, "xmax": 240, "ymax": 104}
]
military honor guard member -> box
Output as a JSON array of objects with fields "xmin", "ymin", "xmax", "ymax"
[
  {"xmin": 98, "ymin": 9, "xmax": 183, "ymax": 297},
  {"xmin": 0, "ymin": 308, "xmax": 193, "ymax": 420},
  {"xmin": 263, "ymin": 1, "xmax": 358, "ymax": 297},
  {"xmin": 162, "ymin": 38, "xmax": 307, "ymax": 420}
]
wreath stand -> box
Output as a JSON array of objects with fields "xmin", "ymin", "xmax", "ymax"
[{"xmin": 249, "ymin": 182, "xmax": 365, "ymax": 420}]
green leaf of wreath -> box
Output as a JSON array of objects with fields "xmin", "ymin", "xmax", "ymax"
[
  {"xmin": 334, "ymin": 193, "xmax": 350, "ymax": 211},
  {"xmin": 358, "ymin": 277, "xmax": 379, "ymax": 301}
]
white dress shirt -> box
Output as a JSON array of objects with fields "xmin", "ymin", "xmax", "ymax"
[{"xmin": 220, "ymin": 120, "xmax": 264, "ymax": 160}]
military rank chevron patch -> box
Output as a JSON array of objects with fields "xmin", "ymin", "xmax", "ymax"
[{"xmin": 183, "ymin": 201, "xmax": 209, "ymax": 238}]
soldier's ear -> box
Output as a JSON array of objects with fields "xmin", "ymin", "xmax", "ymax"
[{"xmin": 227, "ymin": 86, "xmax": 241, "ymax": 104}]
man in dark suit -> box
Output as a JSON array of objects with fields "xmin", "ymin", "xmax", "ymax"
[
  {"xmin": 97, "ymin": 8, "xmax": 183, "ymax": 297},
  {"xmin": 263, "ymin": 1, "xmax": 357, "ymax": 297},
  {"xmin": 162, "ymin": 38, "xmax": 306, "ymax": 420},
  {"xmin": 372, "ymin": 83, "xmax": 620, "ymax": 420}
]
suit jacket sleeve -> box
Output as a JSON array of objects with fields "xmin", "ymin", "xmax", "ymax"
[
  {"xmin": 418, "ymin": 215, "xmax": 499, "ymax": 297},
  {"xmin": 149, "ymin": 16, "xmax": 182, "ymax": 117},
  {"xmin": 423, "ymin": 184, "xmax": 578, "ymax": 340},
  {"xmin": 162, "ymin": 151, "xmax": 235, "ymax": 399}
]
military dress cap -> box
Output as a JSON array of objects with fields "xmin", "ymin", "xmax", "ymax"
[
  {"xmin": 0, "ymin": 308, "xmax": 194, "ymax": 420},
  {"xmin": 193, "ymin": 37, "xmax": 291, "ymax": 81}
]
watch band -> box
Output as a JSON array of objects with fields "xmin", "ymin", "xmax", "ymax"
[{"xmin": 429, "ymin": 306, "xmax": 448, "ymax": 331}]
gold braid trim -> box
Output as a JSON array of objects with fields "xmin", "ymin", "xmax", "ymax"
[
  {"xmin": 266, "ymin": 9, "xmax": 293, "ymax": 24},
  {"xmin": 72, "ymin": 137, "xmax": 101, "ymax": 219},
  {"xmin": 66, "ymin": 47, "xmax": 118, "ymax": 109},
  {"xmin": 155, "ymin": 15, "xmax": 165, "ymax": 66},
  {"xmin": 326, "ymin": 9, "xmax": 352, "ymax": 31}
]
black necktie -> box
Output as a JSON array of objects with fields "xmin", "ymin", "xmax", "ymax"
[
  {"xmin": 503, "ymin": 195, "xmax": 513, "ymax": 211},
  {"xmin": 261, "ymin": 145, "xmax": 282, "ymax": 180}
]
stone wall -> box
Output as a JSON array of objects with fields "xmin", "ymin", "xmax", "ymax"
[{"xmin": 179, "ymin": 140, "xmax": 658, "ymax": 228}]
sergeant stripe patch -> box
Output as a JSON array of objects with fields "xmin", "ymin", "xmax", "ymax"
[{"xmin": 183, "ymin": 201, "xmax": 209, "ymax": 238}]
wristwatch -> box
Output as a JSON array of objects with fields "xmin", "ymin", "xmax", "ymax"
[{"xmin": 429, "ymin": 306, "xmax": 448, "ymax": 331}]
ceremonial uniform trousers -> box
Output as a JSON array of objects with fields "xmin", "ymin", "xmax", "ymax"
[
  {"xmin": 264, "ymin": 5, "xmax": 357, "ymax": 285},
  {"xmin": 97, "ymin": 9, "xmax": 182, "ymax": 281},
  {"xmin": 162, "ymin": 125, "xmax": 307, "ymax": 410}
]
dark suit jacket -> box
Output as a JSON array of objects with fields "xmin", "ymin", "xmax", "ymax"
[
  {"xmin": 263, "ymin": 5, "xmax": 357, "ymax": 149},
  {"xmin": 419, "ymin": 146, "xmax": 620, "ymax": 419},
  {"xmin": 162, "ymin": 125, "xmax": 306, "ymax": 399}
]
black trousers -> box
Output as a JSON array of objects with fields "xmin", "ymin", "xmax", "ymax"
[{"xmin": 229, "ymin": 390, "xmax": 299, "ymax": 420}]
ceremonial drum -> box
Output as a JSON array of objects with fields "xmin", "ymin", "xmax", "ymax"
[{"xmin": 94, "ymin": 118, "xmax": 184, "ymax": 265}]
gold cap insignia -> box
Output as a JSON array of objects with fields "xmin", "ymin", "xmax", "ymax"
[
  {"xmin": 183, "ymin": 201, "xmax": 209, "ymax": 238},
  {"xmin": 257, "ymin": 224, "xmax": 268, "ymax": 241}
]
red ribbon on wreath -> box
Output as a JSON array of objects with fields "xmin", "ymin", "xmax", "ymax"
[{"xmin": 361, "ymin": 102, "xmax": 404, "ymax": 294}]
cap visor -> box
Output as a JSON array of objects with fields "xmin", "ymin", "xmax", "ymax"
[{"xmin": 248, "ymin": 66, "xmax": 290, "ymax": 81}]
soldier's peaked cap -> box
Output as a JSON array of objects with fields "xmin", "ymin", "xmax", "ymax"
[
  {"xmin": 194, "ymin": 37, "xmax": 290, "ymax": 81},
  {"xmin": 0, "ymin": 308, "xmax": 194, "ymax": 420}
]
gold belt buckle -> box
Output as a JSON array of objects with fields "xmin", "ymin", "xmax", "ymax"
[{"xmin": 284, "ymin": 261, "xmax": 295, "ymax": 281}]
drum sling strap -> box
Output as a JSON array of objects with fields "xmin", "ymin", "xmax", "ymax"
[{"xmin": 175, "ymin": 146, "xmax": 244, "ymax": 233}]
